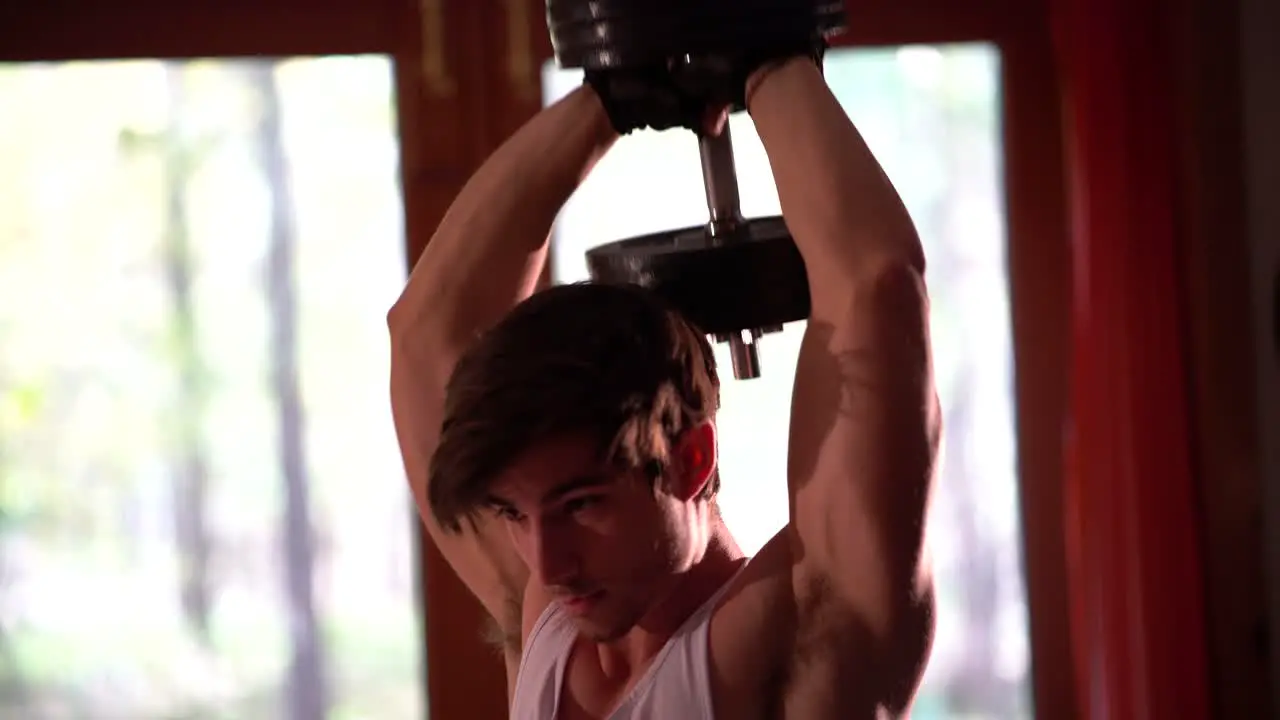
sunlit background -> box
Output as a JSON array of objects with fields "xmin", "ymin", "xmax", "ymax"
[
  {"xmin": 0, "ymin": 57, "xmax": 421, "ymax": 719},
  {"xmin": 545, "ymin": 43, "xmax": 1031, "ymax": 719}
]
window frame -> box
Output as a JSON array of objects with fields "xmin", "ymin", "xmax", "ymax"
[{"xmin": 4, "ymin": 0, "xmax": 1232, "ymax": 718}]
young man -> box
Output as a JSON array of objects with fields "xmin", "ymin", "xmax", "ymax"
[{"xmin": 388, "ymin": 51, "xmax": 939, "ymax": 719}]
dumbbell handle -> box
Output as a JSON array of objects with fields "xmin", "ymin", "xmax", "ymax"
[
  {"xmin": 698, "ymin": 126, "xmax": 764, "ymax": 380},
  {"xmin": 699, "ymin": 126, "xmax": 744, "ymax": 236}
]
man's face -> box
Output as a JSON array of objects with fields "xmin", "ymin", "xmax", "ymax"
[{"xmin": 486, "ymin": 433, "xmax": 695, "ymax": 642}]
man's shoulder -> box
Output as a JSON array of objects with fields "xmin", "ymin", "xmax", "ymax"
[{"xmin": 707, "ymin": 532, "xmax": 797, "ymax": 699}]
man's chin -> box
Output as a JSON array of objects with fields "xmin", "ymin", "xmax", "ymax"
[
  {"xmin": 566, "ymin": 601, "xmax": 635, "ymax": 642},
  {"xmin": 574, "ymin": 617, "xmax": 631, "ymax": 643}
]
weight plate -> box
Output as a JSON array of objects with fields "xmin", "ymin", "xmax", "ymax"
[
  {"xmin": 548, "ymin": 0, "xmax": 848, "ymax": 71},
  {"xmin": 584, "ymin": 216, "xmax": 811, "ymax": 335}
]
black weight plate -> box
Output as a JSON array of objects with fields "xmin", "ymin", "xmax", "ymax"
[
  {"xmin": 548, "ymin": 0, "xmax": 847, "ymax": 71},
  {"xmin": 549, "ymin": 2, "xmax": 846, "ymax": 70},
  {"xmin": 584, "ymin": 216, "xmax": 810, "ymax": 335},
  {"xmin": 546, "ymin": 0, "xmax": 845, "ymax": 39}
]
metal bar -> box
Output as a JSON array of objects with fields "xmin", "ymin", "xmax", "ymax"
[
  {"xmin": 697, "ymin": 125, "xmax": 761, "ymax": 378},
  {"xmin": 697, "ymin": 125, "xmax": 743, "ymax": 237}
]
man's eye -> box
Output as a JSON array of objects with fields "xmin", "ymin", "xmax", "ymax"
[
  {"xmin": 493, "ymin": 506, "xmax": 522, "ymax": 522},
  {"xmin": 563, "ymin": 496, "xmax": 600, "ymax": 515}
]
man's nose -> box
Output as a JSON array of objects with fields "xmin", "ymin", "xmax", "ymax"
[{"xmin": 530, "ymin": 520, "xmax": 578, "ymax": 587}]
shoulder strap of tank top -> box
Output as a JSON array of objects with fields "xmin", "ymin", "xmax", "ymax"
[
  {"xmin": 611, "ymin": 560, "xmax": 753, "ymax": 718},
  {"xmin": 703, "ymin": 559, "xmax": 752, "ymax": 620},
  {"xmin": 510, "ymin": 600, "xmax": 576, "ymax": 719}
]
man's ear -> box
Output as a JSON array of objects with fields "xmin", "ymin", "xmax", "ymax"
[{"xmin": 671, "ymin": 421, "xmax": 718, "ymax": 502}]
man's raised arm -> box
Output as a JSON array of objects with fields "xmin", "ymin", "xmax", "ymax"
[
  {"xmin": 748, "ymin": 58, "xmax": 926, "ymax": 301},
  {"xmin": 748, "ymin": 57, "xmax": 939, "ymax": 713},
  {"xmin": 387, "ymin": 86, "xmax": 615, "ymax": 646}
]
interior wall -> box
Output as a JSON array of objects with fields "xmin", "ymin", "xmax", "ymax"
[{"xmin": 1240, "ymin": 0, "xmax": 1280, "ymax": 711}]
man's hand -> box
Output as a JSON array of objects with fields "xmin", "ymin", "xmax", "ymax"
[{"xmin": 586, "ymin": 28, "xmax": 825, "ymax": 137}]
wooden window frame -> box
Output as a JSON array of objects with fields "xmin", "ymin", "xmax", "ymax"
[{"xmin": 8, "ymin": 0, "xmax": 1242, "ymax": 718}]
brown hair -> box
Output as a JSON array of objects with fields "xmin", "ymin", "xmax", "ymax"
[{"xmin": 428, "ymin": 282, "xmax": 720, "ymax": 533}]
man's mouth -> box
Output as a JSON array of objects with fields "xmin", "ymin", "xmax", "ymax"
[{"xmin": 559, "ymin": 590, "xmax": 604, "ymax": 615}]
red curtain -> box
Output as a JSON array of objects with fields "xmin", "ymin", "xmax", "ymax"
[{"xmin": 1054, "ymin": 0, "xmax": 1212, "ymax": 717}]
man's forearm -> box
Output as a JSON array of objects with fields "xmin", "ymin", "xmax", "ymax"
[
  {"xmin": 388, "ymin": 85, "xmax": 616, "ymax": 345},
  {"xmin": 747, "ymin": 58, "xmax": 925, "ymax": 310}
]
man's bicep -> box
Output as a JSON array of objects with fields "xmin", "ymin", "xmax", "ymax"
[
  {"xmin": 389, "ymin": 339, "xmax": 529, "ymax": 632},
  {"xmin": 786, "ymin": 261, "xmax": 939, "ymax": 633}
]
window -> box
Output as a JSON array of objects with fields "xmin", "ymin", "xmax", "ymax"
[
  {"xmin": 544, "ymin": 44, "xmax": 1031, "ymax": 718},
  {"xmin": 0, "ymin": 57, "xmax": 421, "ymax": 719}
]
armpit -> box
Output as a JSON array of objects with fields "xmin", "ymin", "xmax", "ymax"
[
  {"xmin": 482, "ymin": 592, "xmax": 525, "ymax": 655},
  {"xmin": 787, "ymin": 569, "xmax": 932, "ymax": 717}
]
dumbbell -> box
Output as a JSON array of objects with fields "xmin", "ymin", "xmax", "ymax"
[{"xmin": 547, "ymin": 0, "xmax": 848, "ymax": 379}]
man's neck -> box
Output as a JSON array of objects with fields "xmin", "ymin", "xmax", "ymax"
[{"xmin": 594, "ymin": 519, "xmax": 746, "ymax": 680}]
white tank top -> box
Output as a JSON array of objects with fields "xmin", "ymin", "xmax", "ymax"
[{"xmin": 509, "ymin": 568, "xmax": 743, "ymax": 720}]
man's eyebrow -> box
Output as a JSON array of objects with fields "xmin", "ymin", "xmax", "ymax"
[
  {"xmin": 542, "ymin": 474, "xmax": 609, "ymax": 504},
  {"xmin": 481, "ymin": 474, "xmax": 610, "ymax": 512},
  {"xmin": 483, "ymin": 494, "xmax": 514, "ymax": 509}
]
